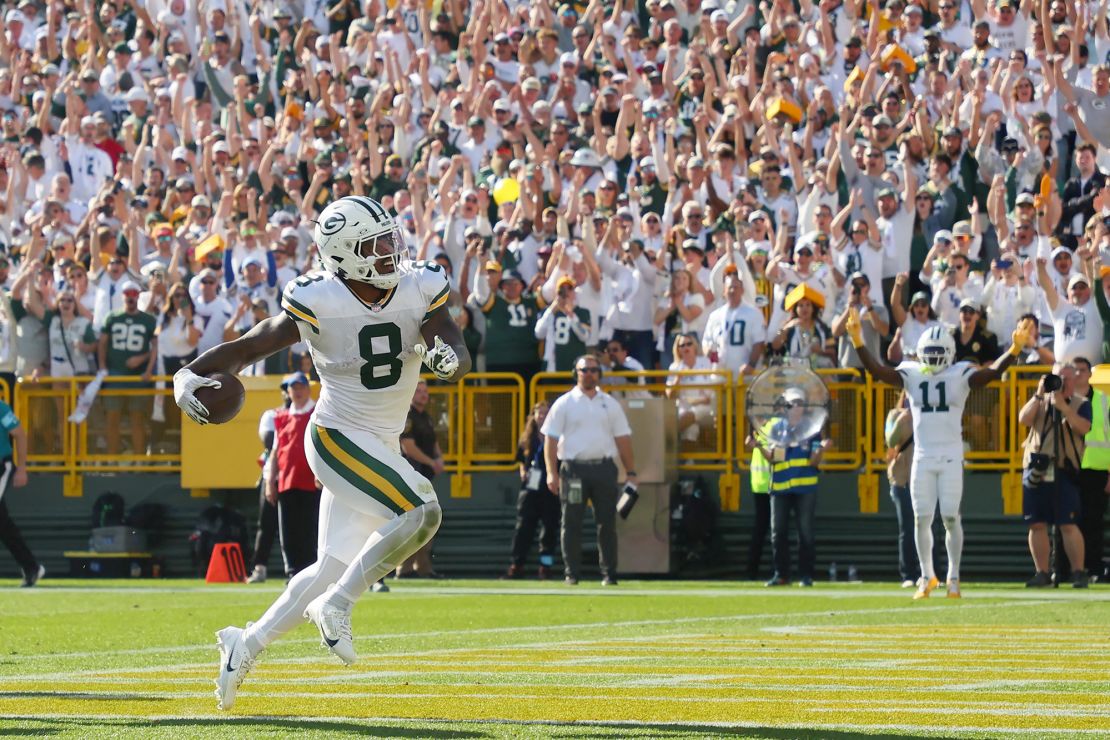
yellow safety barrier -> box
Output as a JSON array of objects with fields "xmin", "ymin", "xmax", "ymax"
[{"xmin": 10, "ymin": 366, "xmax": 1055, "ymax": 510}]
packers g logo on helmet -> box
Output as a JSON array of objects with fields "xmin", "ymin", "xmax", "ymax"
[{"xmin": 313, "ymin": 196, "xmax": 408, "ymax": 289}]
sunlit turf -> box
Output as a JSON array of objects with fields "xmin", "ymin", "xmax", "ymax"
[{"xmin": 1, "ymin": 579, "xmax": 1108, "ymax": 738}]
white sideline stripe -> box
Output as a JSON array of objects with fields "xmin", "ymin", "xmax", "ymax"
[
  {"xmin": 2, "ymin": 601, "xmax": 1029, "ymax": 664},
  {"xmin": 2, "ymin": 714, "xmax": 1106, "ymax": 737},
  {"xmin": 13, "ymin": 675, "xmax": 1110, "ymax": 698},
  {"xmin": 13, "ymin": 583, "xmax": 1110, "ymax": 601},
  {"xmin": 6, "ymin": 691, "xmax": 1110, "ymax": 721}
]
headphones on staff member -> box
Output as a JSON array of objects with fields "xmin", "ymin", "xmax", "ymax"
[{"xmin": 571, "ymin": 355, "xmax": 603, "ymax": 382}]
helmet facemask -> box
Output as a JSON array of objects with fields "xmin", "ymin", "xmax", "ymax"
[
  {"xmin": 919, "ymin": 345, "xmax": 951, "ymax": 373},
  {"xmin": 346, "ymin": 228, "xmax": 408, "ymax": 289}
]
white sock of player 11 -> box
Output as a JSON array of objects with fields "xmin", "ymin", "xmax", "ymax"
[
  {"xmin": 942, "ymin": 514, "xmax": 963, "ymax": 582},
  {"xmin": 914, "ymin": 512, "xmax": 937, "ymax": 583},
  {"xmin": 331, "ymin": 501, "xmax": 443, "ymax": 603},
  {"xmin": 242, "ymin": 554, "xmax": 349, "ymax": 656}
]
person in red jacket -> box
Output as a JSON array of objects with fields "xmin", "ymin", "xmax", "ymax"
[{"xmin": 262, "ymin": 372, "xmax": 320, "ymax": 577}]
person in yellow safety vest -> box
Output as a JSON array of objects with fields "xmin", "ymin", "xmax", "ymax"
[
  {"xmin": 745, "ymin": 419, "xmax": 775, "ymax": 580},
  {"xmin": 748, "ymin": 388, "xmax": 830, "ymax": 587},
  {"xmin": 1071, "ymin": 358, "xmax": 1108, "ymax": 581}
]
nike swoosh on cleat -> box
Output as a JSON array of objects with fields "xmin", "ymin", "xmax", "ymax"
[
  {"xmin": 226, "ymin": 656, "xmax": 239, "ymax": 673},
  {"xmin": 323, "ymin": 635, "xmax": 339, "ymax": 648}
]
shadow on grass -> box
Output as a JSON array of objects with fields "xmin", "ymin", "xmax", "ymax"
[
  {"xmin": 0, "ymin": 716, "xmax": 960, "ymax": 739},
  {"xmin": 539, "ymin": 723, "xmax": 955, "ymax": 739},
  {"xmin": 0, "ymin": 716, "xmax": 483, "ymax": 738}
]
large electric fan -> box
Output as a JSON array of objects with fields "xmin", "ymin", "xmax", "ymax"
[{"xmin": 745, "ymin": 361, "xmax": 830, "ymax": 448}]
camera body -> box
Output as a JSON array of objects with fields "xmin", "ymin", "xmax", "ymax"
[
  {"xmin": 1025, "ymin": 452, "xmax": 1051, "ymax": 486},
  {"xmin": 1042, "ymin": 373, "xmax": 1062, "ymax": 393}
]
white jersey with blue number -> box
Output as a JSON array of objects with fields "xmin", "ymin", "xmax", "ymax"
[
  {"xmin": 701, "ymin": 302, "xmax": 767, "ymax": 373},
  {"xmin": 281, "ymin": 263, "xmax": 450, "ymax": 438},
  {"xmin": 896, "ymin": 360, "xmax": 974, "ymax": 460}
]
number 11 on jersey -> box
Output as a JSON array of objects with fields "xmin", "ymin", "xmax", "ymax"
[{"xmin": 918, "ymin": 380, "xmax": 949, "ymax": 413}]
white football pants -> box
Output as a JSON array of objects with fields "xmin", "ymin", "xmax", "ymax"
[{"xmin": 909, "ymin": 455, "xmax": 964, "ymax": 583}]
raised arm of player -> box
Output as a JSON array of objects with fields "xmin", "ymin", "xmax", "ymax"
[
  {"xmin": 185, "ymin": 314, "xmax": 301, "ymax": 378},
  {"xmin": 969, "ymin": 317, "xmax": 1035, "ymax": 388},
  {"xmin": 419, "ymin": 305, "xmax": 472, "ymax": 383},
  {"xmin": 845, "ymin": 307, "xmax": 904, "ymax": 387}
]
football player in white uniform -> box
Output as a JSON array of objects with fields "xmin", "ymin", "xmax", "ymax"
[
  {"xmin": 173, "ymin": 196, "xmax": 471, "ymax": 710},
  {"xmin": 846, "ymin": 309, "xmax": 1034, "ymax": 599}
]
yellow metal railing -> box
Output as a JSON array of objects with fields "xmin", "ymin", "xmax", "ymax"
[{"xmin": 11, "ymin": 366, "xmax": 1052, "ymax": 511}]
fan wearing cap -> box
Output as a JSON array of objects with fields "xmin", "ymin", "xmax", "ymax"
[
  {"xmin": 980, "ymin": 253, "xmax": 1036, "ymax": 341},
  {"xmin": 1036, "ymin": 256, "xmax": 1103, "ymax": 364},
  {"xmin": 952, "ymin": 299, "xmax": 1000, "ymax": 365},
  {"xmin": 261, "ymin": 371, "xmax": 320, "ymax": 579},
  {"xmin": 748, "ymin": 383, "xmax": 830, "ymax": 588},
  {"xmin": 470, "ymin": 259, "xmax": 544, "ymax": 382},
  {"xmin": 64, "ymin": 114, "xmax": 114, "ymax": 204},
  {"xmin": 889, "ymin": 274, "xmax": 943, "ymax": 364},
  {"xmin": 701, "ymin": 266, "xmax": 767, "ymax": 377},
  {"xmin": 536, "ymin": 276, "xmax": 592, "ymax": 372},
  {"xmin": 97, "ymin": 280, "xmax": 158, "ymax": 457},
  {"xmin": 831, "ymin": 272, "xmax": 890, "ymax": 370}
]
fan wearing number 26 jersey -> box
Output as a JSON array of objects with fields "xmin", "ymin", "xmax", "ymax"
[{"xmin": 280, "ymin": 263, "xmax": 450, "ymax": 438}]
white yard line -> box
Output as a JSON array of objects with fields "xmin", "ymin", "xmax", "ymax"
[{"xmin": 0, "ymin": 600, "xmax": 1030, "ymax": 665}]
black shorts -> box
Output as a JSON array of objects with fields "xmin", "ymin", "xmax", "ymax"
[{"xmin": 1023, "ymin": 473, "xmax": 1081, "ymax": 526}]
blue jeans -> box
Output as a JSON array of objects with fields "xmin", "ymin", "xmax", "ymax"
[
  {"xmin": 890, "ymin": 484, "xmax": 944, "ymax": 581},
  {"xmin": 771, "ymin": 493, "xmax": 816, "ymax": 582}
]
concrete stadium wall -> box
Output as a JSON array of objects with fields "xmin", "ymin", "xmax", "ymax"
[{"xmin": 0, "ymin": 471, "xmax": 1048, "ymax": 582}]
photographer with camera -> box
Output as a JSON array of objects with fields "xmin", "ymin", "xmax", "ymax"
[{"xmin": 1018, "ymin": 365, "xmax": 1090, "ymax": 588}]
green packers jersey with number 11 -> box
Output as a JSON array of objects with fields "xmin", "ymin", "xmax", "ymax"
[{"xmin": 281, "ymin": 263, "xmax": 450, "ymax": 438}]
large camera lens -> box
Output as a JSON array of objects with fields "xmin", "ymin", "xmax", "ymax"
[{"xmin": 1043, "ymin": 373, "xmax": 1062, "ymax": 393}]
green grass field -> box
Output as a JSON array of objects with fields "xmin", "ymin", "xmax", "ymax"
[{"xmin": 1, "ymin": 579, "xmax": 1108, "ymax": 739}]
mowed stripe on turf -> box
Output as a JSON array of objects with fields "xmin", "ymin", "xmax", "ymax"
[{"xmin": 3, "ymin": 623, "xmax": 1110, "ymax": 734}]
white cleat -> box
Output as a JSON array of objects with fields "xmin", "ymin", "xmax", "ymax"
[
  {"xmin": 304, "ymin": 594, "xmax": 356, "ymax": 665},
  {"xmin": 214, "ymin": 625, "xmax": 257, "ymax": 711}
]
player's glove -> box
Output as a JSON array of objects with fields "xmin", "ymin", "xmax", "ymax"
[
  {"xmin": 173, "ymin": 368, "xmax": 221, "ymax": 425},
  {"xmin": 844, "ymin": 306, "xmax": 864, "ymax": 349},
  {"xmin": 414, "ymin": 335, "xmax": 459, "ymax": 380}
]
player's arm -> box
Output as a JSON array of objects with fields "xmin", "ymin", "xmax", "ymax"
[
  {"xmin": 174, "ymin": 315, "xmax": 300, "ymax": 424},
  {"xmin": 969, "ymin": 317, "xmax": 1035, "ymax": 388},
  {"xmin": 418, "ymin": 305, "xmax": 472, "ymax": 383},
  {"xmin": 844, "ymin": 307, "xmax": 903, "ymax": 387},
  {"xmin": 186, "ymin": 313, "xmax": 300, "ymax": 378}
]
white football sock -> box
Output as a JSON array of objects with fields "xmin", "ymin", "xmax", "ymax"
[
  {"xmin": 242, "ymin": 553, "xmax": 348, "ymax": 657},
  {"xmin": 914, "ymin": 510, "xmax": 937, "ymax": 583},
  {"xmin": 329, "ymin": 501, "xmax": 442, "ymax": 604},
  {"xmin": 943, "ymin": 515, "xmax": 963, "ymax": 582}
]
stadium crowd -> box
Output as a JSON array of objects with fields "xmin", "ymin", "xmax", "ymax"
[{"xmin": 0, "ymin": 0, "xmax": 1103, "ymax": 436}]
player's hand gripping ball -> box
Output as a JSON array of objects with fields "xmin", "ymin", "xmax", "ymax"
[
  {"xmin": 173, "ymin": 368, "xmax": 245, "ymax": 425},
  {"xmin": 414, "ymin": 335, "xmax": 459, "ymax": 380}
]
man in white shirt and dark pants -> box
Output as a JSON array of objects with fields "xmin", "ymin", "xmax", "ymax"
[{"xmin": 543, "ymin": 354, "xmax": 637, "ymax": 586}]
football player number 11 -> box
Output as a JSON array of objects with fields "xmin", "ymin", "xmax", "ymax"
[{"xmin": 919, "ymin": 380, "xmax": 949, "ymax": 413}]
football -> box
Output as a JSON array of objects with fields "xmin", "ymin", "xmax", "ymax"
[{"xmin": 194, "ymin": 372, "xmax": 245, "ymax": 424}]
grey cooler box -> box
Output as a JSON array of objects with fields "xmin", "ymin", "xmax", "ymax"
[{"xmin": 90, "ymin": 526, "xmax": 148, "ymax": 553}]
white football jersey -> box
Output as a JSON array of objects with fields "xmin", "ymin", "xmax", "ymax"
[
  {"xmin": 701, "ymin": 302, "xmax": 767, "ymax": 373},
  {"xmin": 896, "ymin": 360, "xmax": 975, "ymax": 459},
  {"xmin": 281, "ymin": 263, "xmax": 450, "ymax": 438}
]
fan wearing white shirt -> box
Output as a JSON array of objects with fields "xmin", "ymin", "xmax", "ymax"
[
  {"xmin": 889, "ymin": 276, "xmax": 944, "ymax": 365},
  {"xmin": 701, "ymin": 268, "xmax": 767, "ymax": 379},
  {"xmin": 64, "ymin": 116, "xmax": 114, "ymax": 205},
  {"xmin": 1037, "ymin": 258, "xmax": 1103, "ymax": 364}
]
